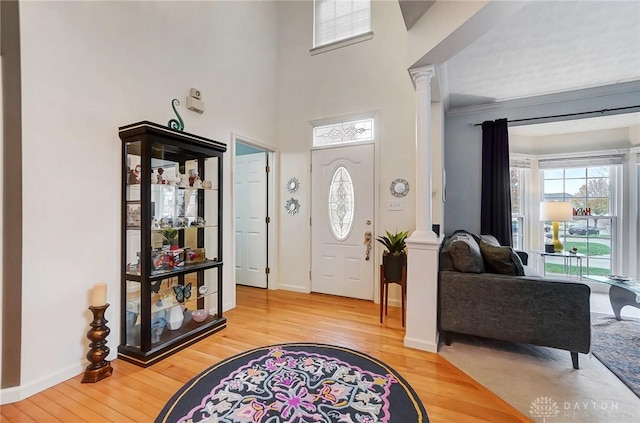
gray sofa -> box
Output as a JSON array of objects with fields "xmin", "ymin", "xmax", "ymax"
[{"xmin": 439, "ymin": 230, "xmax": 591, "ymax": 369}]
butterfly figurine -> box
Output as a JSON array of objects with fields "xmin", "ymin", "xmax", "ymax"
[
  {"xmin": 173, "ymin": 283, "xmax": 192, "ymax": 303},
  {"xmin": 151, "ymin": 280, "xmax": 162, "ymax": 294}
]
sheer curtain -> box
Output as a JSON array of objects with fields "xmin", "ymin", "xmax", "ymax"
[{"xmin": 481, "ymin": 118, "xmax": 513, "ymax": 246}]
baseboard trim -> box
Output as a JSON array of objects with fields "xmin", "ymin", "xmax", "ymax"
[
  {"xmin": 404, "ymin": 335, "xmax": 439, "ymax": 353},
  {"xmin": 278, "ymin": 284, "xmax": 310, "ymax": 294},
  {"xmin": 0, "ymin": 362, "xmax": 85, "ymax": 405}
]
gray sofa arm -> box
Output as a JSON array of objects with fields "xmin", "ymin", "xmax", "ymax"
[
  {"xmin": 515, "ymin": 250, "xmax": 528, "ymax": 265},
  {"xmin": 439, "ymin": 271, "xmax": 591, "ymax": 355}
]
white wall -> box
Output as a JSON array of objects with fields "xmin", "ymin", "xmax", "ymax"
[
  {"xmin": 444, "ymin": 82, "xmax": 640, "ymax": 235},
  {"xmin": 275, "ymin": 1, "xmax": 416, "ymax": 292},
  {"xmin": 511, "ymin": 127, "xmax": 632, "ymax": 155},
  {"xmin": 16, "ymin": 0, "xmax": 278, "ymax": 400}
]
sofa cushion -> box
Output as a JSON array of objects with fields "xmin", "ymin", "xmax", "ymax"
[
  {"xmin": 479, "ymin": 240, "xmax": 525, "ymax": 276},
  {"xmin": 448, "ymin": 234, "xmax": 485, "ymax": 273},
  {"xmin": 480, "ymin": 234, "xmax": 501, "ymax": 247}
]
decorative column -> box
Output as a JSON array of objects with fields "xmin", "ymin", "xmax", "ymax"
[
  {"xmin": 409, "ymin": 65, "xmax": 437, "ymax": 240},
  {"xmin": 404, "ymin": 65, "xmax": 443, "ymax": 353}
]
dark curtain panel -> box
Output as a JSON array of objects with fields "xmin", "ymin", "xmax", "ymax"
[{"xmin": 481, "ymin": 118, "xmax": 513, "ymax": 246}]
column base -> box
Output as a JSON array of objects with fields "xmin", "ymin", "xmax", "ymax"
[
  {"xmin": 407, "ymin": 230, "xmax": 440, "ymax": 243},
  {"xmin": 404, "ymin": 237, "xmax": 443, "ymax": 352},
  {"xmin": 404, "ymin": 334, "xmax": 439, "ymax": 353}
]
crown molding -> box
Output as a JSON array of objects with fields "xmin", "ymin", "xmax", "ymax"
[{"xmin": 446, "ymin": 80, "xmax": 640, "ymax": 117}]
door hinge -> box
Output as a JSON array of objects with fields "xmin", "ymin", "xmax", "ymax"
[
  {"xmin": 265, "ymin": 165, "xmax": 271, "ymax": 173},
  {"xmin": 309, "ymin": 217, "xmax": 311, "ymax": 226},
  {"xmin": 265, "ymin": 267, "xmax": 270, "ymax": 274},
  {"xmin": 309, "ymin": 270, "xmax": 311, "ymax": 280},
  {"xmin": 266, "ymin": 216, "xmax": 271, "ymax": 224},
  {"xmin": 310, "ymin": 163, "xmax": 312, "ymax": 172}
]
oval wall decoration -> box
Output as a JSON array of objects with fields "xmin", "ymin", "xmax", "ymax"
[{"xmin": 328, "ymin": 165, "xmax": 355, "ymax": 241}]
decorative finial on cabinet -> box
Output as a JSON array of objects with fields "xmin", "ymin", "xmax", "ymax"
[{"xmin": 168, "ymin": 98, "xmax": 185, "ymax": 131}]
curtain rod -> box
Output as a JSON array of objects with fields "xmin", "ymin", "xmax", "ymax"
[{"xmin": 473, "ymin": 105, "xmax": 640, "ymax": 126}]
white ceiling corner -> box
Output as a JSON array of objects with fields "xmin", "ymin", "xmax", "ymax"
[{"xmin": 398, "ymin": 0, "xmax": 435, "ymax": 30}]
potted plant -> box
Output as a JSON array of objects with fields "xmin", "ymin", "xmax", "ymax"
[
  {"xmin": 376, "ymin": 229, "xmax": 409, "ymax": 281},
  {"xmin": 161, "ymin": 228, "xmax": 180, "ymax": 250}
]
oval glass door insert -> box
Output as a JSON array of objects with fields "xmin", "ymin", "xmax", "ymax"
[{"xmin": 329, "ymin": 165, "xmax": 355, "ymax": 241}]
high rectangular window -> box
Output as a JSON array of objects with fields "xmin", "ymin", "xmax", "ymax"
[{"xmin": 314, "ymin": 0, "xmax": 371, "ymax": 48}]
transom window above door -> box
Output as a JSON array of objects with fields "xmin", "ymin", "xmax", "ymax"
[{"xmin": 312, "ymin": 117, "xmax": 375, "ymax": 147}]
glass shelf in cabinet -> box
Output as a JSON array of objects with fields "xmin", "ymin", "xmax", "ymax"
[
  {"xmin": 151, "ymin": 183, "xmax": 217, "ymax": 191},
  {"xmin": 148, "ymin": 292, "xmax": 217, "ymax": 314},
  {"xmin": 151, "ymin": 224, "xmax": 217, "ymax": 231},
  {"xmin": 148, "ymin": 259, "xmax": 222, "ymax": 278}
]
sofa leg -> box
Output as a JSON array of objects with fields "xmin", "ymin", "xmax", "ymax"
[
  {"xmin": 444, "ymin": 331, "xmax": 451, "ymax": 346},
  {"xmin": 571, "ymin": 352, "xmax": 579, "ymax": 369}
]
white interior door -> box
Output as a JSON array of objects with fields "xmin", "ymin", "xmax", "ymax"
[
  {"xmin": 235, "ymin": 152, "xmax": 268, "ymax": 288},
  {"xmin": 311, "ymin": 143, "xmax": 374, "ymax": 300}
]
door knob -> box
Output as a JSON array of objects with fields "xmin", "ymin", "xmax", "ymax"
[{"xmin": 364, "ymin": 231, "xmax": 372, "ymax": 261}]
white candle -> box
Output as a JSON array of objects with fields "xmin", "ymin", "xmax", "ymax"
[{"xmin": 92, "ymin": 283, "xmax": 107, "ymax": 307}]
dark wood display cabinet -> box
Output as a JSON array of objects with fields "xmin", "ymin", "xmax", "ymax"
[{"xmin": 118, "ymin": 121, "xmax": 226, "ymax": 367}]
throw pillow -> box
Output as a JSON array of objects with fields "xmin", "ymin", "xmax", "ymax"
[
  {"xmin": 479, "ymin": 240, "xmax": 525, "ymax": 276},
  {"xmin": 480, "ymin": 234, "xmax": 501, "ymax": 246},
  {"xmin": 448, "ymin": 235, "xmax": 485, "ymax": 273}
]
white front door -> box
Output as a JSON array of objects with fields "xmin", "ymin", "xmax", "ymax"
[
  {"xmin": 311, "ymin": 143, "xmax": 374, "ymax": 300},
  {"xmin": 235, "ymin": 152, "xmax": 268, "ymax": 288}
]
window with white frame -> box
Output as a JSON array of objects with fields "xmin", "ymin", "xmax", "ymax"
[
  {"xmin": 510, "ymin": 167, "xmax": 526, "ymax": 250},
  {"xmin": 312, "ymin": 117, "xmax": 375, "ymax": 147},
  {"xmin": 539, "ymin": 160, "xmax": 621, "ymax": 277},
  {"xmin": 313, "ymin": 0, "xmax": 371, "ymax": 48}
]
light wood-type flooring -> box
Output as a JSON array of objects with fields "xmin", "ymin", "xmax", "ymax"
[{"xmin": 1, "ymin": 286, "xmax": 531, "ymax": 422}]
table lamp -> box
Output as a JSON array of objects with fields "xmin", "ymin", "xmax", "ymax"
[{"xmin": 540, "ymin": 201, "xmax": 573, "ymax": 252}]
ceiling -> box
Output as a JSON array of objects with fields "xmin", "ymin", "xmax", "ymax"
[
  {"xmin": 443, "ymin": 1, "xmax": 640, "ymax": 110},
  {"xmin": 398, "ymin": 0, "xmax": 434, "ymax": 30}
]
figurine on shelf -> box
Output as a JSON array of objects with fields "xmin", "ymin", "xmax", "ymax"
[
  {"xmin": 133, "ymin": 164, "xmax": 141, "ymax": 183},
  {"xmin": 178, "ymin": 173, "xmax": 189, "ymax": 187},
  {"xmin": 202, "ymin": 180, "xmax": 212, "ymax": 189},
  {"xmin": 151, "ymin": 169, "xmax": 158, "ymax": 184},
  {"xmin": 157, "ymin": 168, "xmax": 166, "ymax": 184},
  {"xmin": 190, "ymin": 217, "xmax": 206, "ymax": 227},
  {"xmin": 128, "ymin": 164, "xmax": 141, "ymax": 184},
  {"xmin": 188, "ymin": 169, "xmax": 199, "ymax": 187},
  {"xmin": 174, "ymin": 217, "xmax": 188, "ymax": 228},
  {"xmin": 164, "ymin": 169, "xmax": 181, "ymax": 186},
  {"xmin": 159, "ymin": 217, "xmax": 174, "ymax": 228}
]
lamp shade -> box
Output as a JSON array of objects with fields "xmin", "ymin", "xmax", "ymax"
[{"xmin": 539, "ymin": 201, "xmax": 573, "ymax": 222}]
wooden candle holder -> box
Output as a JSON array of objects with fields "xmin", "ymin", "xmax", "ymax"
[{"xmin": 81, "ymin": 303, "xmax": 113, "ymax": 383}]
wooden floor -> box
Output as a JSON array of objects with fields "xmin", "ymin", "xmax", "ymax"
[{"xmin": 1, "ymin": 286, "xmax": 531, "ymax": 422}]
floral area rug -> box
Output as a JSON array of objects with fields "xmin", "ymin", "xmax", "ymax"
[
  {"xmin": 155, "ymin": 343, "xmax": 428, "ymax": 423},
  {"xmin": 591, "ymin": 313, "xmax": 640, "ymax": 398}
]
